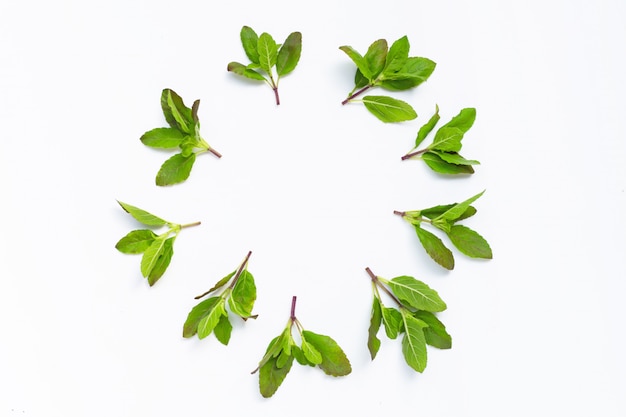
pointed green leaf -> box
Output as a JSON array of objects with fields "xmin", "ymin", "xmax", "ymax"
[
  {"xmin": 420, "ymin": 204, "xmax": 477, "ymax": 222},
  {"xmin": 362, "ymin": 95, "xmax": 417, "ymax": 123},
  {"xmin": 380, "ymin": 57, "xmax": 436, "ymax": 90},
  {"xmin": 381, "ymin": 306, "xmax": 403, "ymax": 339},
  {"xmin": 414, "ymin": 310, "xmax": 452, "ymax": 349},
  {"xmin": 414, "ymin": 225, "xmax": 455, "ymax": 270},
  {"xmin": 291, "ymin": 345, "xmax": 312, "ymax": 366},
  {"xmin": 430, "ymin": 150, "xmax": 480, "ymax": 166},
  {"xmin": 183, "ymin": 296, "xmax": 220, "ymax": 338},
  {"xmin": 227, "ymin": 62, "xmax": 267, "ymax": 81},
  {"xmin": 382, "ymin": 35, "xmax": 409, "ymax": 76},
  {"xmin": 147, "ymin": 237, "xmax": 174, "ymax": 286},
  {"xmin": 364, "ymin": 38, "xmax": 388, "ymax": 79},
  {"xmin": 301, "ymin": 330, "xmax": 351, "ymax": 376},
  {"xmin": 446, "ymin": 224, "xmax": 492, "ymax": 259},
  {"xmin": 240, "ymin": 26, "xmax": 260, "ymax": 64},
  {"xmin": 160, "ymin": 89, "xmax": 193, "ymax": 134},
  {"xmin": 414, "ymin": 105, "xmax": 440, "ymax": 149},
  {"xmin": 140, "ymin": 235, "xmax": 167, "ymax": 277},
  {"xmin": 214, "ymin": 314, "xmax": 233, "ymax": 345},
  {"xmin": 367, "ymin": 297, "xmax": 382, "ymax": 360},
  {"xmin": 257, "ymin": 32, "xmax": 278, "ymax": 74},
  {"xmin": 253, "ymin": 332, "xmax": 286, "ymax": 374},
  {"xmin": 301, "ymin": 338, "xmax": 323, "ymax": 365},
  {"xmin": 259, "ymin": 353, "xmax": 293, "ymax": 398},
  {"xmin": 339, "ymin": 45, "xmax": 372, "ymax": 80},
  {"xmin": 430, "ymin": 127, "xmax": 464, "ymax": 152},
  {"xmin": 401, "ymin": 313, "xmax": 428, "ymax": 372},
  {"xmin": 436, "ymin": 190, "xmax": 485, "ymax": 223},
  {"xmin": 276, "ymin": 32, "xmax": 302, "ymax": 76},
  {"xmin": 422, "ymin": 152, "xmax": 475, "ymax": 174},
  {"xmin": 115, "ymin": 229, "xmax": 157, "ymax": 254},
  {"xmin": 229, "ymin": 270, "xmax": 257, "ymax": 318},
  {"xmin": 205, "ymin": 270, "xmax": 236, "ymax": 296},
  {"xmin": 140, "ymin": 127, "xmax": 186, "ymax": 149},
  {"xmin": 197, "ymin": 298, "xmax": 226, "ymax": 339},
  {"xmin": 354, "ymin": 68, "xmax": 369, "ymax": 89},
  {"xmin": 442, "ymin": 107, "xmax": 476, "ymax": 133},
  {"xmin": 156, "ymin": 152, "xmax": 196, "ymax": 186},
  {"xmin": 387, "ymin": 276, "xmax": 447, "ymax": 312},
  {"xmin": 117, "ymin": 201, "xmax": 168, "ymax": 227}
]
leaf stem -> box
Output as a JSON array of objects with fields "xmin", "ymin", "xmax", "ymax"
[
  {"xmin": 180, "ymin": 221, "xmax": 201, "ymax": 229},
  {"xmin": 273, "ymin": 87, "xmax": 280, "ymax": 105},
  {"xmin": 209, "ymin": 148, "xmax": 222, "ymax": 158},
  {"xmin": 393, "ymin": 210, "xmax": 406, "ymax": 217},
  {"xmin": 341, "ymin": 84, "xmax": 372, "ymax": 105},
  {"xmin": 365, "ymin": 267, "xmax": 404, "ymax": 308},
  {"xmin": 290, "ymin": 295, "xmax": 297, "ymax": 321},
  {"xmin": 227, "ymin": 250, "xmax": 253, "ymax": 290},
  {"xmin": 401, "ymin": 148, "xmax": 428, "ymax": 161}
]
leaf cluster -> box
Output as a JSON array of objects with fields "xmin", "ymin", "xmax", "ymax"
[
  {"xmin": 227, "ymin": 26, "xmax": 302, "ymax": 105},
  {"xmin": 340, "ymin": 36, "xmax": 436, "ymax": 122},
  {"xmin": 402, "ymin": 106, "xmax": 479, "ymax": 174},
  {"xmin": 183, "ymin": 251, "xmax": 257, "ymax": 344},
  {"xmin": 366, "ymin": 268, "xmax": 450, "ymax": 372},
  {"xmin": 396, "ymin": 190, "xmax": 492, "ymax": 270},
  {"xmin": 140, "ymin": 88, "xmax": 221, "ymax": 186},
  {"xmin": 115, "ymin": 201, "xmax": 200, "ymax": 286},
  {"xmin": 252, "ymin": 297, "xmax": 351, "ymax": 398}
]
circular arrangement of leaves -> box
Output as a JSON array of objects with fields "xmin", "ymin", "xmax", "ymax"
[{"xmin": 115, "ymin": 26, "xmax": 492, "ymax": 398}]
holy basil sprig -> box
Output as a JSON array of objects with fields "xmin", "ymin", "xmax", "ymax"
[
  {"xmin": 227, "ymin": 26, "xmax": 302, "ymax": 105},
  {"xmin": 140, "ymin": 88, "xmax": 222, "ymax": 186},
  {"xmin": 339, "ymin": 35, "xmax": 436, "ymax": 123},
  {"xmin": 366, "ymin": 268, "xmax": 450, "ymax": 373},
  {"xmin": 115, "ymin": 201, "xmax": 200, "ymax": 286},
  {"xmin": 252, "ymin": 296, "xmax": 351, "ymax": 398},
  {"xmin": 394, "ymin": 190, "xmax": 492, "ymax": 270},
  {"xmin": 401, "ymin": 106, "xmax": 479, "ymax": 174},
  {"xmin": 183, "ymin": 251, "xmax": 257, "ymax": 344}
]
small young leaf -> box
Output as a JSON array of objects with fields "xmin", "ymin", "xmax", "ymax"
[
  {"xmin": 401, "ymin": 313, "xmax": 428, "ymax": 372},
  {"xmin": 155, "ymin": 152, "xmax": 196, "ymax": 186},
  {"xmin": 367, "ymin": 297, "xmax": 383, "ymax": 360},
  {"xmin": 276, "ymin": 32, "xmax": 302, "ymax": 77},
  {"xmin": 257, "ymin": 32, "xmax": 278, "ymax": 74},
  {"xmin": 414, "ymin": 105, "xmax": 440, "ymax": 149},
  {"xmin": 291, "ymin": 345, "xmax": 311, "ymax": 366},
  {"xmin": 339, "ymin": 45, "xmax": 372, "ymax": 80},
  {"xmin": 227, "ymin": 62, "xmax": 267, "ymax": 81},
  {"xmin": 259, "ymin": 353, "xmax": 293, "ymax": 398},
  {"xmin": 115, "ymin": 229, "xmax": 157, "ymax": 254},
  {"xmin": 205, "ymin": 271, "xmax": 236, "ymax": 296},
  {"xmin": 414, "ymin": 225, "xmax": 455, "ymax": 270},
  {"xmin": 436, "ymin": 190, "xmax": 485, "ymax": 223},
  {"xmin": 429, "ymin": 127, "xmax": 464, "ymax": 152},
  {"xmin": 381, "ymin": 306, "xmax": 403, "ymax": 339},
  {"xmin": 214, "ymin": 314, "xmax": 233, "ymax": 345},
  {"xmin": 147, "ymin": 237, "xmax": 174, "ymax": 286},
  {"xmin": 430, "ymin": 150, "xmax": 480, "ymax": 166},
  {"xmin": 300, "ymin": 338, "xmax": 323, "ymax": 365},
  {"xmin": 441, "ymin": 107, "xmax": 476, "ymax": 133},
  {"xmin": 362, "ymin": 95, "xmax": 417, "ymax": 123},
  {"xmin": 161, "ymin": 89, "xmax": 193, "ymax": 134},
  {"xmin": 140, "ymin": 235, "xmax": 167, "ymax": 277},
  {"xmin": 422, "ymin": 152, "xmax": 476, "ymax": 174},
  {"xmin": 140, "ymin": 127, "xmax": 186, "ymax": 149},
  {"xmin": 414, "ymin": 310, "xmax": 452, "ymax": 349},
  {"xmin": 387, "ymin": 276, "xmax": 447, "ymax": 312},
  {"xmin": 183, "ymin": 297, "xmax": 220, "ymax": 338},
  {"xmin": 229, "ymin": 270, "xmax": 257, "ymax": 318},
  {"xmin": 364, "ymin": 38, "xmax": 388, "ymax": 79},
  {"xmin": 382, "ymin": 35, "xmax": 409, "ymax": 76},
  {"xmin": 117, "ymin": 201, "xmax": 167, "ymax": 227},
  {"xmin": 240, "ymin": 26, "xmax": 260, "ymax": 64},
  {"xmin": 420, "ymin": 204, "xmax": 476, "ymax": 222},
  {"xmin": 446, "ymin": 224, "xmax": 493, "ymax": 259},
  {"xmin": 301, "ymin": 330, "xmax": 351, "ymax": 376},
  {"xmin": 197, "ymin": 298, "xmax": 227, "ymax": 339}
]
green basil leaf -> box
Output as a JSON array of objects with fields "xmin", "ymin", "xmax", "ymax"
[
  {"xmin": 430, "ymin": 150, "xmax": 480, "ymax": 166},
  {"xmin": 155, "ymin": 152, "xmax": 196, "ymax": 186},
  {"xmin": 364, "ymin": 38, "xmax": 388, "ymax": 79},
  {"xmin": 387, "ymin": 276, "xmax": 447, "ymax": 312},
  {"xmin": 182, "ymin": 296, "xmax": 220, "ymax": 338},
  {"xmin": 229, "ymin": 270, "xmax": 257, "ymax": 318},
  {"xmin": 367, "ymin": 297, "xmax": 382, "ymax": 360},
  {"xmin": 140, "ymin": 127, "xmax": 186, "ymax": 149},
  {"xmin": 147, "ymin": 237, "xmax": 174, "ymax": 286},
  {"xmin": 362, "ymin": 95, "xmax": 417, "ymax": 123},
  {"xmin": 301, "ymin": 330, "xmax": 351, "ymax": 377},
  {"xmin": 213, "ymin": 314, "xmax": 233, "ymax": 345},
  {"xmin": 441, "ymin": 107, "xmax": 476, "ymax": 133},
  {"xmin": 259, "ymin": 353, "xmax": 293, "ymax": 398},
  {"xmin": 436, "ymin": 190, "xmax": 485, "ymax": 223},
  {"xmin": 291, "ymin": 345, "xmax": 312, "ymax": 366},
  {"xmin": 413, "ymin": 310, "xmax": 452, "ymax": 349},
  {"xmin": 300, "ymin": 338, "xmax": 323, "ymax": 365},
  {"xmin": 401, "ymin": 313, "xmax": 428, "ymax": 372},
  {"xmin": 381, "ymin": 306, "xmax": 403, "ymax": 339},
  {"xmin": 227, "ymin": 62, "xmax": 267, "ymax": 81},
  {"xmin": 276, "ymin": 31, "xmax": 302, "ymax": 77},
  {"xmin": 115, "ymin": 229, "xmax": 157, "ymax": 254},
  {"xmin": 140, "ymin": 235, "xmax": 167, "ymax": 277},
  {"xmin": 422, "ymin": 152, "xmax": 475, "ymax": 174},
  {"xmin": 420, "ymin": 204, "xmax": 477, "ymax": 221},
  {"xmin": 382, "ymin": 35, "xmax": 409, "ymax": 76},
  {"xmin": 430, "ymin": 126, "xmax": 464, "ymax": 152},
  {"xmin": 414, "ymin": 225, "xmax": 454, "ymax": 270},
  {"xmin": 380, "ymin": 57, "xmax": 436, "ymax": 90},
  {"xmin": 117, "ymin": 201, "xmax": 168, "ymax": 227},
  {"xmin": 414, "ymin": 105, "xmax": 440, "ymax": 149},
  {"xmin": 240, "ymin": 26, "xmax": 260, "ymax": 64},
  {"xmin": 197, "ymin": 298, "xmax": 227, "ymax": 339},
  {"xmin": 354, "ymin": 68, "xmax": 369, "ymax": 89},
  {"xmin": 160, "ymin": 89, "xmax": 193, "ymax": 134},
  {"xmin": 446, "ymin": 224, "xmax": 492, "ymax": 259},
  {"xmin": 339, "ymin": 45, "xmax": 372, "ymax": 80},
  {"xmin": 205, "ymin": 270, "xmax": 236, "ymax": 296},
  {"xmin": 257, "ymin": 32, "xmax": 278, "ymax": 74}
]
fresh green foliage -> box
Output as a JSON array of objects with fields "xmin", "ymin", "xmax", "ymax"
[
  {"xmin": 183, "ymin": 251, "xmax": 257, "ymax": 344},
  {"xmin": 140, "ymin": 88, "xmax": 222, "ymax": 186},
  {"xmin": 365, "ymin": 268, "xmax": 450, "ymax": 372},
  {"xmin": 394, "ymin": 190, "xmax": 492, "ymax": 270},
  {"xmin": 339, "ymin": 36, "xmax": 435, "ymax": 122},
  {"xmin": 402, "ymin": 106, "xmax": 480, "ymax": 174},
  {"xmin": 115, "ymin": 201, "xmax": 200, "ymax": 285},
  {"xmin": 228, "ymin": 26, "xmax": 302, "ymax": 105},
  {"xmin": 252, "ymin": 296, "xmax": 351, "ymax": 398}
]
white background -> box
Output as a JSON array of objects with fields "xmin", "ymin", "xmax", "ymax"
[{"xmin": 1, "ymin": 0, "xmax": 625, "ymax": 415}]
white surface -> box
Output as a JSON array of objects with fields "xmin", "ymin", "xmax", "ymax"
[{"xmin": 1, "ymin": 0, "xmax": 625, "ymax": 415}]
